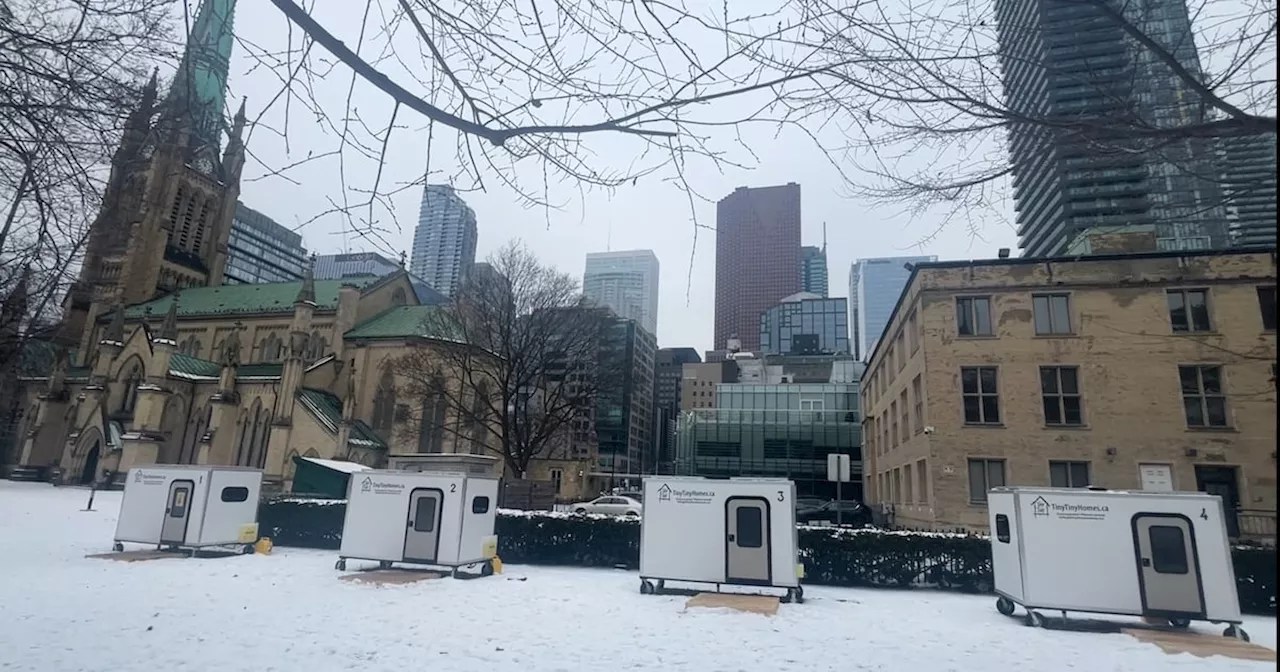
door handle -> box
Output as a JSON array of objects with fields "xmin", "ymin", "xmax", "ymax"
[
  {"xmin": 407, "ymin": 520, "xmax": 414, "ymax": 528},
  {"xmin": 727, "ymin": 534, "xmax": 735, "ymax": 542},
  {"xmin": 1141, "ymin": 558, "xmax": 1151, "ymax": 567},
  {"xmin": 165, "ymin": 508, "xmax": 171, "ymax": 514}
]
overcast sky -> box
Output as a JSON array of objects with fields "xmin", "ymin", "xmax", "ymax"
[{"xmin": 220, "ymin": 1, "xmax": 1020, "ymax": 354}]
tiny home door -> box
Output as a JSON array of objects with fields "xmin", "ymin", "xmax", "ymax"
[
  {"xmin": 160, "ymin": 479, "xmax": 195, "ymax": 545},
  {"xmin": 403, "ymin": 488, "xmax": 445, "ymax": 563},
  {"xmin": 725, "ymin": 497, "xmax": 771, "ymax": 585},
  {"xmin": 1131, "ymin": 513, "xmax": 1205, "ymax": 618}
]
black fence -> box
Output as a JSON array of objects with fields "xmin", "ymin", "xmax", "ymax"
[{"xmin": 258, "ymin": 497, "xmax": 1276, "ymax": 615}]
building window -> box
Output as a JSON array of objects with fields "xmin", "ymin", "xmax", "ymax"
[
  {"xmin": 890, "ymin": 400, "xmax": 899, "ymax": 447},
  {"xmin": 956, "ymin": 297, "xmax": 994, "ymax": 336},
  {"xmin": 907, "ymin": 309, "xmax": 919, "ymax": 354},
  {"xmin": 1032, "ymin": 294, "xmax": 1072, "ymax": 335},
  {"xmin": 912, "ymin": 375, "xmax": 924, "ymax": 432},
  {"xmin": 960, "ymin": 367, "xmax": 1000, "ymax": 425},
  {"xmin": 1040, "ymin": 366, "xmax": 1083, "ymax": 426},
  {"xmin": 895, "ymin": 331, "xmax": 906, "ymax": 371},
  {"xmin": 899, "ymin": 389, "xmax": 909, "ymax": 438},
  {"xmin": 916, "ymin": 458, "xmax": 928, "ymax": 504},
  {"xmin": 1179, "ymin": 365, "xmax": 1228, "ymax": 427},
  {"xmin": 904, "ymin": 462, "xmax": 914, "ymax": 503},
  {"xmin": 550, "ymin": 468, "xmax": 563, "ymax": 495},
  {"xmin": 371, "ymin": 370, "xmax": 397, "ymax": 437},
  {"xmin": 1167, "ymin": 289, "xmax": 1211, "ymax": 333},
  {"xmin": 1258, "ymin": 286, "xmax": 1277, "ymax": 331},
  {"xmin": 967, "ymin": 458, "xmax": 1006, "ymax": 503},
  {"xmin": 1049, "ymin": 460, "xmax": 1090, "ymax": 488}
]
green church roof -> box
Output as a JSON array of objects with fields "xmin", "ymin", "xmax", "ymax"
[
  {"xmin": 118, "ymin": 277, "xmax": 379, "ymax": 321},
  {"xmin": 344, "ymin": 305, "xmax": 460, "ymax": 341},
  {"xmin": 297, "ymin": 387, "xmax": 387, "ymax": 450}
]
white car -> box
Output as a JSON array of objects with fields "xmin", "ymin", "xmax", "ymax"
[{"xmin": 571, "ymin": 495, "xmax": 642, "ymax": 517}]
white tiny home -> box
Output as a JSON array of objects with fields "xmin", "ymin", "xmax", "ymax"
[
  {"xmin": 113, "ymin": 466, "xmax": 262, "ymax": 553},
  {"xmin": 639, "ymin": 476, "xmax": 803, "ymax": 602},
  {"xmin": 988, "ymin": 487, "xmax": 1248, "ymax": 639},
  {"xmin": 336, "ymin": 470, "xmax": 499, "ymax": 577}
]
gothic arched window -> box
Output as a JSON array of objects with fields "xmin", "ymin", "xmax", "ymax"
[
  {"xmin": 236, "ymin": 398, "xmax": 263, "ymax": 466},
  {"xmin": 371, "ymin": 370, "xmax": 397, "ymax": 438},
  {"xmin": 191, "ymin": 199, "xmax": 212, "ymax": 255},
  {"xmin": 307, "ymin": 331, "xmax": 327, "ymax": 360},
  {"xmin": 391, "ymin": 287, "xmax": 407, "ymax": 307},
  {"xmin": 119, "ymin": 359, "xmax": 145, "ymax": 414},
  {"xmin": 250, "ymin": 404, "xmax": 272, "ymax": 469},
  {"xmin": 468, "ymin": 382, "xmax": 489, "ymax": 455},
  {"xmin": 418, "ymin": 376, "xmax": 447, "ymax": 453},
  {"xmin": 259, "ymin": 334, "xmax": 283, "ymax": 363}
]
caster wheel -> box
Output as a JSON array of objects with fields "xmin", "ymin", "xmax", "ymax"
[
  {"xmin": 996, "ymin": 597, "xmax": 1016, "ymax": 616},
  {"xmin": 481, "ymin": 560, "xmax": 494, "ymax": 577},
  {"xmin": 335, "ymin": 559, "xmax": 347, "ymax": 571},
  {"xmin": 1024, "ymin": 611, "xmax": 1043, "ymax": 628},
  {"xmin": 1223, "ymin": 625, "xmax": 1249, "ymax": 642},
  {"xmin": 794, "ymin": 586, "xmax": 805, "ymax": 604},
  {"xmin": 780, "ymin": 590, "xmax": 794, "ymax": 604},
  {"xmin": 1167, "ymin": 617, "xmax": 1191, "ymax": 629},
  {"xmin": 112, "ymin": 542, "xmax": 124, "ymax": 552},
  {"xmin": 639, "ymin": 580, "xmax": 654, "ymax": 595},
  {"xmin": 242, "ymin": 544, "xmax": 254, "ymax": 555},
  {"xmin": 655, "ymin": 579, "xmax": 665, "ymax": 592},
  {"xmin": 379, "ymin": 560, "xmax": 392, "ymax": 570}
]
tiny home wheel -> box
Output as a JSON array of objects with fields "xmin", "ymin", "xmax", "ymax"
[
  {"xmin": 242, "ymin": 544, "xmax": 254, "ymax": 555},
  {"xmin": 379, "ymin": 560, "xmax": 392, "ymax": 570},
  {"xmin": 639, "ymin": 579, "xmax": 654, "ymax": 595},
  {"xmin": 780, "ymin": 590, "xmax": 793, "ymax": 604},
  {"xmin": 481, "ymin": 560, "xmax": 494, "ymax": 577},
  {"xmin": 1223, "ymin": 625, "xmax": 1250, "ymax": 642},
  {"xmin": 794, "ymin": 586, "xmax": 805, "ymax": 604},
  {"xmin": 996, "ymin": 597, "xmax": 1016, "ymax": 616},
  {"xmin": 1167, "ymin": 617, "xmax": 1191, "ymax": 629},
  {"xmin": 112, "ymin": 542, "xmax": 124, "ymax": 553},
  {"xmin": 1024, "ymin": 611, "xmax": 1043, "ymax": 628},
  {"xmin": 335, "ymin": 559, "xmax": 347, "ymax": 571},
  {"xmin": 655, "ymin": 579, "xmax": 665, "ymax": 592}
]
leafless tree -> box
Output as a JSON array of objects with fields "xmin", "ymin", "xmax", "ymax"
[
  {"xmin": 248, "ymin": 0, "xmax": 1274, "ymax": 249},
  {"xmin": 394, "ymin": 241, "xmax": 621, "ymax": 477}
]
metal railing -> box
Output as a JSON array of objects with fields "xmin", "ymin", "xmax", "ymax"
[{"xmin": 1235, "ymin": 509, "xmax": 1276, "ymax": 544}]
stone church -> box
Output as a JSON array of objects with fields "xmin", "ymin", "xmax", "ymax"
[{"xmin": 6, "ymin": 0, "xmax": 485, "ymax": 489}]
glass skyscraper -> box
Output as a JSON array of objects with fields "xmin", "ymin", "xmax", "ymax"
[
  {"xmin": 759, "ymin": 292, "xmax": 849, "ymax": 356},
  {"xmin": 583, "ymin": 250, "xmax": 660, "ymax": 337},
  {"xmin": 994, "ymin": 0, "xmax": 1227, "ymax": 256},
  {"xmin": 1218, "ymin": 132, "xmax": 1277, "ymax": 248},
  {"xmin": 801, "ymin": 246, "xmax": 828, "ymax": 297},
  {"xmin": 313, "ymin": 252, "xmax": 400, "ymax": 280},
  {"xmin": 224, "ymin": 202, "xmax": 308, "ymax": 285},
  {"xmin": 410, "ymin": 184, "xmax": 477, "ymax": 297},
  {"xmin": 849, "ymin": 256, "xmax": 936, "ymax": 359}
]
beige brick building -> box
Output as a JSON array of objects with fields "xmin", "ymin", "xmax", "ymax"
[
  {"xmin": 680, "ymin": 361, "xmax": 738, "ymax": 411},
  {"xmin": 861, "ymin": 247, "xmax": 1277, "ymax": 538}
]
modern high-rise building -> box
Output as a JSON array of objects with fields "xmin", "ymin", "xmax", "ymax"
[
  {"xmin": 410, "ymin": 184, "xmax": 477, "ymax": 297},
  {"xmin": 759, "ymin": 292, "xmax": 849, "ymax": 356},
  {"xmin": 583, "ymin": 250, "xmax": 660, "ymax": 336},
  {"xmin": 313, "ymin": 252, "xmax": 400, "ymax": 280},
  {"xmin": 993, "ymin": 0, "xmax": 1227, "ymax": 256},
  {"xmin": 714, "ymin": 183, "xmax": 802, "ymax": 352},
  {"xmin": 595, "ymin": 316, "xmax": 657, "ymax": 480},
  {"xmin": 224, "ymin": 203, "xmax": 308, "ymax": 285},
  {"xmin": 1218, "ymin": 132, "xmax": 1278, "ymax": 248},
  {"xmin": 850, "ymin": 256, "xmax": 936, "ymax": 359},
  {"xmin": 847, "ymin": 265, "xmax": 861, "ymax": 360},
  {"xmin": 801, "ymin": 245, "xmax": 828, "ymax": 297}
]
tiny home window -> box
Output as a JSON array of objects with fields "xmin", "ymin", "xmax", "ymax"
[
  {"xmin": 995, "ymin": 514, "xmax": 1011, "ymax": 543},
  {"xmin": 471, "ymin": 496, "xmax": 490, "ymax": 514},
  {"xmin": 1149, "ymin": 525, "xmax": 1189, "ymax": 574},
  {"xmin": 735, "ymin": 506, "xmax": 763, "ymax": 548},
  {"xmin": 414, "ymin": 497, "xmax": 437, "ymax": 532},
  {"xmin": 220, "ymin": 486, "xmax": 250, "ymax": 503}
]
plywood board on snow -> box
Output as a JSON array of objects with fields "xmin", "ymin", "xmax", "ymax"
[
  {"xmin": 86, "ymin": 550, "xmax": 184, "ymax": 562},
  {"xmin": 339, "ymin": 569, "xmax": 446, "ymax": 586},
  {"xmin": 685, "ymin": 592, "xmax": 779, "ymax": 616},
  {"xmin": 1123, "ymin": 628, "xmax": 1276, "ymax": 662}
]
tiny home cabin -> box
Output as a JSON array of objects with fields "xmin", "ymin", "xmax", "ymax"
[
  {"xmin": 639, "ymin": 476, "xmax": 803, "ymax": 602},
  {"xmin": 113, "ymin": 466, "xmax": 262, "ymax": 553},
  {"xmin": 988, "ymin": 487, "xmax": 1246, "ymax": 640},
  {"xmin": 336, "ymin": 470, "xmax": 499, "ymax": 577}
]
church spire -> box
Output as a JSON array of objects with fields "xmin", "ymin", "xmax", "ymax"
[{"xmin": 162, "ymin": 0, "xmax": 238, "ymax": 149}]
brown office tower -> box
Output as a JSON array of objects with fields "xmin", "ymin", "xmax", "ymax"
[{"xmin": 714, "ymin": 183, "xmax": 802, "ymax": 352}]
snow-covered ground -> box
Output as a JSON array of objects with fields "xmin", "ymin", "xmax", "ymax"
[{"xmin": 1, "ymin": 481, "xmax": 1274, "ymax": 672}]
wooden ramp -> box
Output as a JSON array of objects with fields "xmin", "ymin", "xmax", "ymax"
[
  {"xmin": 1123, "ymin": 628, "xmax": 1276, "ymax": 662},
  {"xmin": 86, "ymin": 550, "xmax": 184, "ymax": 563},
  {"xmin": 339, "ymin": 569, "xmax": 446, "ymax": 586},
  {"xmin": 685, "ymin": 592, "xmax": 779, "ymax": 616}
]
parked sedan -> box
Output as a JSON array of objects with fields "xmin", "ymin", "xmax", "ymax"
[
  {"xmin": 571, "ymin": 495, "xmax": 643, "ymax": 517},
  {"xmin": 797, "ymin": 500, "xmax": 873, "ymax": 526}
]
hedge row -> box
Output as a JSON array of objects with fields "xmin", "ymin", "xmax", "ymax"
[{"xmin": 258, "ymin": 498, "xmax": 1276, "ymax": 615}]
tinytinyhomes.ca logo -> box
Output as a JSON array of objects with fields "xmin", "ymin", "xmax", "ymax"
[
  {"xmin": 134, "ymin": 471, "xmax": 144, "ymax": 483},
  {"xmin": 1031, "ymin": 496, "xmax": 1050, "ymax": 518},
  {"xmin": 657, "ymin": 484, "xmax": 672, "ymax": 502},
  {"xmin": 360, "ymin": 477, "xmax": 373, "ymax": 493}
]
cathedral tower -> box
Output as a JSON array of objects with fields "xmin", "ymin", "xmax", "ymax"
[{"xmin": 63, "ymin": 0, "xmax": 242, "ymax": 363}]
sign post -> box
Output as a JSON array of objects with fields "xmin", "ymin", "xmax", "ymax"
[{"xmin": 826, "ymin": 453, "xmax": 852, "ymax": 527}]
